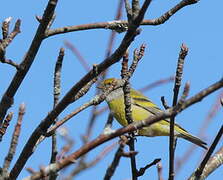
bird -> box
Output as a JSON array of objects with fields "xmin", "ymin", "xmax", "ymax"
[{"xmin": 97, "ymin": 78, "xmax": 207, "ymax": 149}]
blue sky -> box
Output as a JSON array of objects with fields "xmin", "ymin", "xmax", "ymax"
[{"xmin": 0, "ymin": 0, "xmax": 222, "ymax": 179}]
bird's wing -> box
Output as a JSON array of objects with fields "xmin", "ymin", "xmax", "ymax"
[
  {"xmin": 130, "ymin": 89, "xmax": 189, "ymax": 132},
  {"xmin": 130, "ymin": 89, "xmax": 162, "ymax": 115}
]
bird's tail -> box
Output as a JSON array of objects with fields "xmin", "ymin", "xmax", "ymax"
[{"xmin": 179, "ymin": 131, "xmax": 208, "ymax": 149}]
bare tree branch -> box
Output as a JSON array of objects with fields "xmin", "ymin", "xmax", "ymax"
[
  {"xmin": 49, "ymin": 48, "xmax": 65, "ymax": 180},
  {"xmin": 190, "ymin": 147, "xmax": 223, "ymax": 180},
  {"xmin": 0, "ymin": 59, "xmax": 20, "ymax": 70},
  {"xmin": 2, "ymin": 104, "xmax": 25, "ymax": 178},
  {"xmin": 0, "ymin": 0, "xmax": 58, "ymax": 125},
  {"xmin": 188, "ymin": 124, "xmax": 223, "ymax": 180},
  {"xmin": 0, "ymin": 112, "xmax": 13, "ymax": 141},
  {"xmin": 104, "ymin": 137, "xmax": 129, "ymax": 180},
  {"xmin": 0, "ymin": 18, "xmax": 21, "ymax": 69},
  {"xmin": 45, "ymin": 0, "xmax": 199, "ymax": 38},
  {"xmin": 1, "ymin": 19, "xmax": 21, "ymax": 49},
  {"xmin": 157, "ymin": 161, "xmax": 164, "ymax": 180},
  {"xmin": 2, "ymin": 17, "xmax": 12, "ymax": 39},
  {"xmin": 139, "ymin": 76, "xmax": 174, "ymax": 92},
  {"xmin": 121, "ymin": 51, "xmax": 138, "ymax": 180},
  {"xmin": 64, "ymin": 142, "xmax": 117, "ymax": 180},
  {"xmin": 161, "ymin": 96, "xmax": 170, "ymax": 110},
  {"xmin": 176, "ymin": 90, "xmax": 223, "ymax": 173},
  {"xmin": 169, "ymin": 43, "xmax": 188, "ymax": 180},
  {"xmin": 137, "ymin": 158, "xmax": 161, "ymax": 177}
]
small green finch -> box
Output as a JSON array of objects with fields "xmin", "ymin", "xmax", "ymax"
[{"xmin": 98, "ymin": 78, "xmax": 207, "ymax": 149}]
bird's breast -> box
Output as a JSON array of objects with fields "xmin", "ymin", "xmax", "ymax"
[{"xmin": 107, "ymin": 98, "xmax": 152, "ymax": 127}]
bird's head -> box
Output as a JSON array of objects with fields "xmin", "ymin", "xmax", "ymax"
[
  {"xmin": 97, "ymin": 78, "xmax": 122, "ymax": 91},
  {"xmin": 97, "ymin": 78, "xmax": 125, "ymax": 101}
]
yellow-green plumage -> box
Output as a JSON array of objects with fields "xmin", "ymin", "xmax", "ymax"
[{"xmin": 99, "ymin": 78, "xmax": 207, "ymax": 149}]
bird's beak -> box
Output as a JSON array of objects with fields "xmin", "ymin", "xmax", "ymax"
[{"xmin": 96, "ymin": 83, "xmax": 103, "ymax": 89}]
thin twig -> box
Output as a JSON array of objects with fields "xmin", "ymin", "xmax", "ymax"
[
  {"xmin": 64, "ymin": 142, "xmax": 118, "ymax": 180},
  {"xmin": 176, "ymin": 90, "xmax": 223, "ymax": 173},
  {"xmin": 46, "ymin": 0, "xmax": 199, "ymax": 38},
  {"xmin": 46, "ymin": 101, "xmax": 93, "ymax": 137},
  {"xmin": 137, "ymin": 158, "xmax": 161, "ymax": 177},
  {"xmin": 169, "ymin": 43, "xmax": 188, "ymax": 180},
  {"xmin": 157, "ymin": 161, "xmax": 164, "ymax": 180},
  {"xmin": 0, "ymin": 112, "xmax": 13, "ymax": 141},
  {"xmin": 161, "ymin": 96, "xmax": 170, "ymax": 109},
  {"xmin": 121, "ymin": 54, "xmax": 138, "ymax": 180},
  {"xmin": 120, "ymin": 44, "xmax": 147, "ymax": 180},
  {"xmin": 53, "ymin": 48, "xmax": 65, "ymax": 106},
  {"xmin": 2, "ymin": 17, "xmax": 12, "ymax": 39},
  {"xmin": 0, "ymin": 19, "xmax": 21, "ymax": 70},
  {"xmin": 22, "ymin": 78, "xmax": 223, "ymax": 180},
  {"xmin": 49, "ymin": 48, "xmax": 65, "ymax": 180},
  {"xmin": 121, "ymin": 50, "xmax": 129, "ymax": 79},
  {"xmin": 128, "ymin": 138, "xmax": 137, "ymax": 179},
  {"xmin": 128, "ymin": 44, "xmax": 146, "ymax": 77},
  {"xmin": 1, "ymin": 19, "xmax": 21, "ymax": 49},
  {"xmin": 189, "ymin": 124, "xmax": 223, "ymax": 180},
  {"xmin": 105, "ymin": 0, "xmax": 123, "ymax": 58},
  {"xmin": 0, "ymin": 59, "xmax": 20, "ymax": 70},
  {"xmin": 104, "ymin": 137, "xmax": 128, "ymax": 180},
  {"xmin": 64, "ymin": 41, "xmax": 90, "ymax": 71},
  {"xmin": 2, "ymin": 104, "xmax": 25, "ymax": 177},
  {"xmin": 120, "ymin": 44, "xmax": 146, "ymax": 179},
  {"xmin": 139, "ymin": 76, "xmax": 174, "ymax": 92},
  {"xmin": 190, "ymin": 147, "xmax": 223, "ymax": 180}
]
